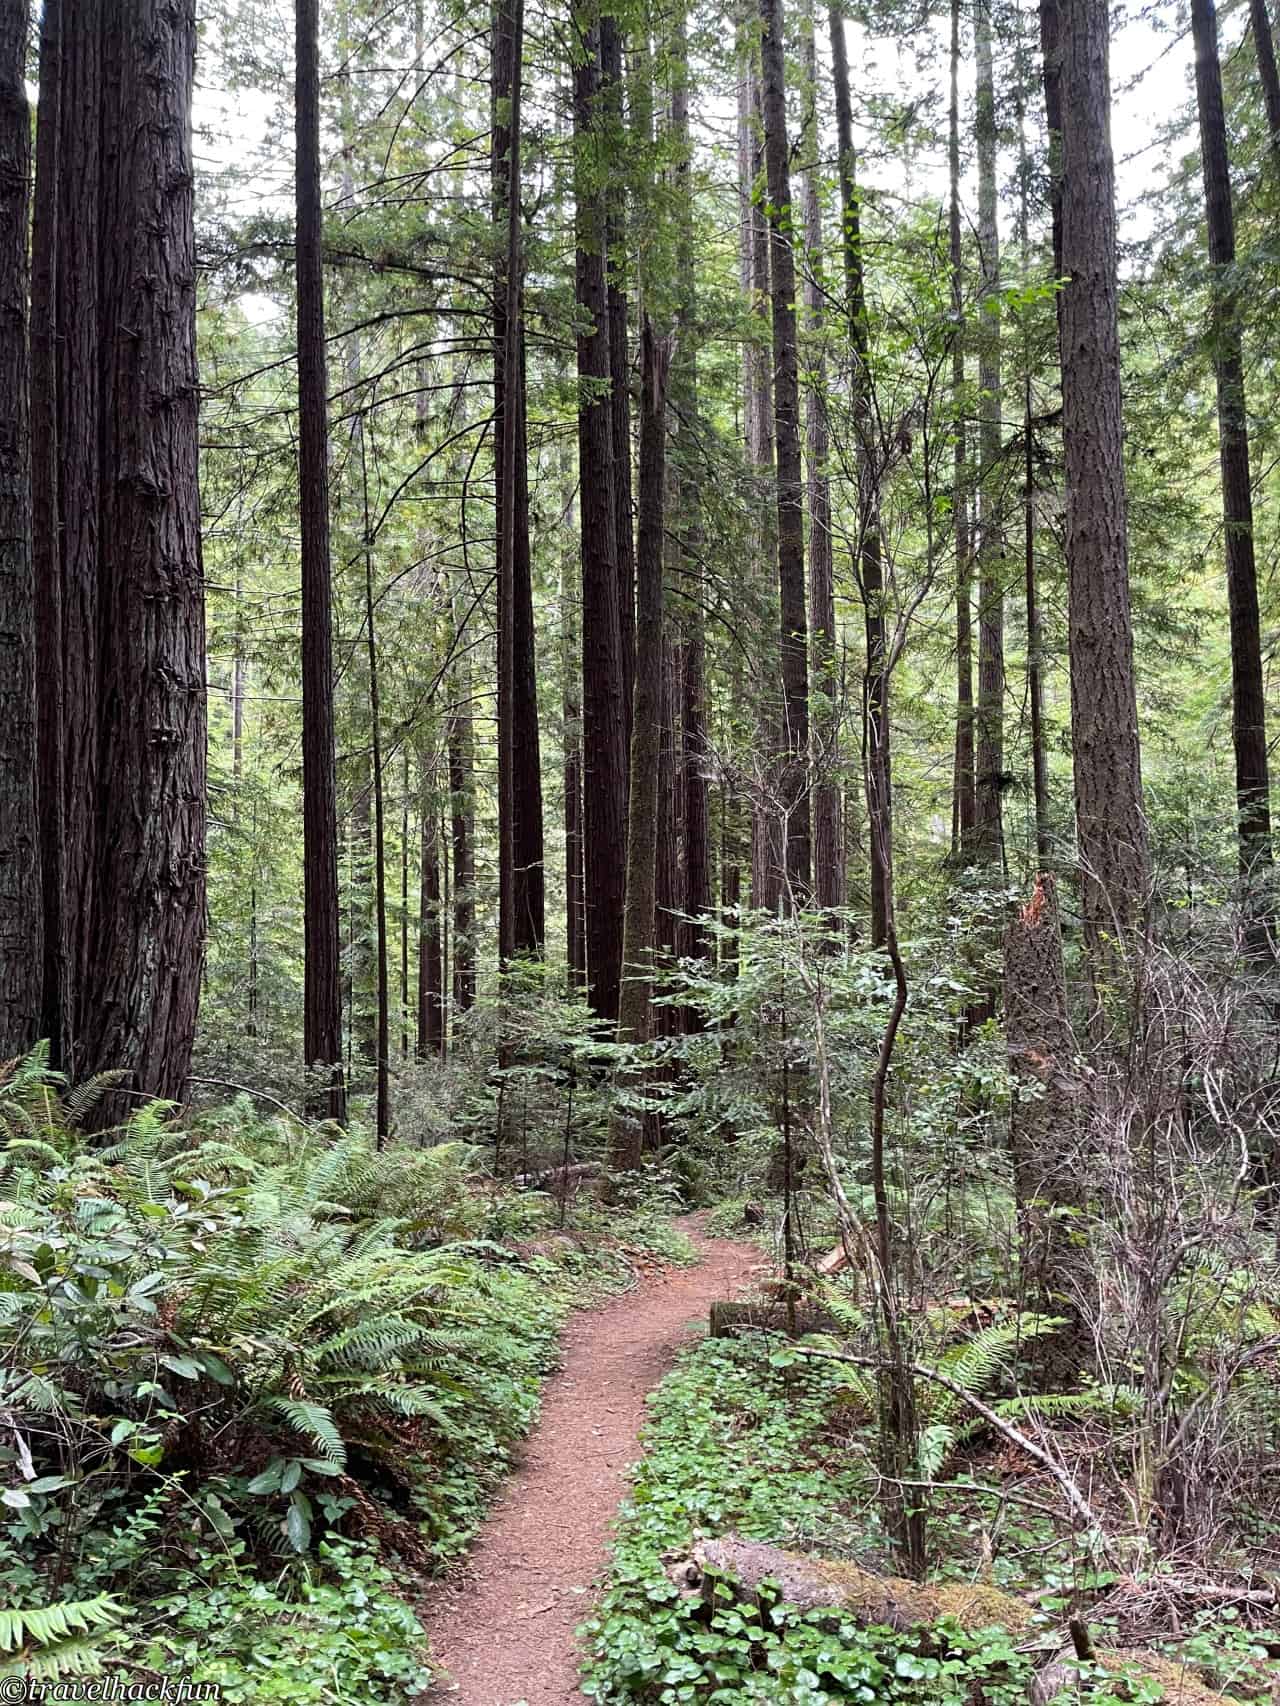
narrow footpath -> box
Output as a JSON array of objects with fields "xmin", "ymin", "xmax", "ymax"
[{"xmin": 421, "ymin": 1217, "xmax": 757, "ymax": 1704}]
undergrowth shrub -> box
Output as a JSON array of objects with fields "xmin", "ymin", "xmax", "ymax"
[{"xmin": 582, "ymin": 1335, "xmax": 1037, "ymax": 1704}]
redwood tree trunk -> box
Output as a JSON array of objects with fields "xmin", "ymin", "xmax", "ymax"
[
  {"xmin": 1249, "ymin": 0, "xmax": 1280, "ymax": 169},
  {"xmin": 611, "ymin": 323, "xmax": 670, "ymax": 1170},
  {"xmin": 575, "ymin": 12, "xmax": 629, "ymax": 1021},
  {"xmin": 296, "ymin": 0, "xmax": 346, "ymax": 1120},
  {"xmin": 949, "ymin": 0, "xmax": 975, "ymax": 863},
  {"xmin": 601, "ymin": 12, "xmax": 636, "ymax": 750},
  {"xmin": 417, "ymin": 750, "xmax": 445, "ymax": 1058},
  {"xmin": 493, "ymin": 0, "xmax": 545, "ymax": 964},
  {"xmin": 1059, "ymin": 0, "xmax": 1150, "ymax": 963},
  {"xmin": 830, "ymin": 5, "xmax": 889, "ymax": 946},
  {"xmin": 85, "ymin": 0, "xmax": 206, "ymax": 1112},
  {"xmin": 973, "ymin": 0, "xmax": 1005, "ymax": 870},
  {"xmin": 31, "ymin": 0, "xmax": 65, "ymax": 1065},
  {"xmin": 760, "ymin": 0, "xmax": 811, "ymax": 902},
  {"xmin": 56, "ymin": 0, "xmax": 103, "ymax": 1076},
  {"xmin": 1190, "ymin": 0, "xmax": 1274, "ymax": 901},
  {"xmin": 802, "ymin": 0, "xmax": 842, "ymax": 918},
  {"xmin": 0, "ymin": 0, "xmax": 41, "ymax": 1061}
]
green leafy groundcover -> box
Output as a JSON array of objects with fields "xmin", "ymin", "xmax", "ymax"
[{"xmin": 581, "ymin": 1336, "xmax": 1034, "ymax": 1706}]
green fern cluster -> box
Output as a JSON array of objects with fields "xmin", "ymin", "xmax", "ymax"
[
  {"xmin": 0, "ymin": 1594, "xmax": 125, "ymax": 1680},
  {"xmin": 0, "ymin": 1049, "xmax": 558, "ymax": 1567}
]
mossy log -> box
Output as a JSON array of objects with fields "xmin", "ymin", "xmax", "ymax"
[
  {"xmin": 687, "ymin": 1536, "xmax": 1033, "ymax": 1634},
  {"xmin": 686, "ymin": 1538, "xmax": 1233, "ymax": 1704},
  {"xmin": 708, "ymin": 1302, "xmax": 842, "ymax": 1338}
]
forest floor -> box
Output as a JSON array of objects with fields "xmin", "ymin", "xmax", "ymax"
[{"xmin": 420, "ymin": 1214, "xmax": 758, "ymax": 1705}]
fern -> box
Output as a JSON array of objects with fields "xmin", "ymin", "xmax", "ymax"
[
  {"xmin": 0, "ymin": 1595, "xmax": 125, "ymax": 1680},
  {"xmin": 262, "ymin": 1397, "xmax": 347, "ymax": 1469}
]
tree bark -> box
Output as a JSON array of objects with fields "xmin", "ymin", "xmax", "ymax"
[
  {"xmin": 417, "ymin": 748, "xmax": 445, "ymax": 1058},
  {"xmin": 600, "ymin": 12, "xmax": 635, "ymax": 752},
  {"xmin": 494, "ymin": 0, "xmax": 545, "ymax": 965},
  {"xmin": 0, "ymin": 1, "xmax": 41, "ymax": 1061},
  {"xmin": 296, "ymin": 0, "xmax": 346, "ymax": 1121},
  {"xmin": 575, "ymin": 11, "xmax": 629, "ymax": 1022},
  {"xmin": 560, "ymin": 473, "xmax": 587, "ymax": 990},
  {"xmin": 973, "ymin": 0, "xmax": 1005, "ymax": 870},
  {"xmin": 802, "ymin": 0, "xmax": 842, "ymax": 919},
  {"xmin": 1190, "ymin": 0, "xmax": 1274, "ymax": 907},
  {"xmin": 84, "ymin": 0, "xmax": 206, "ymax": 1114},
  {"xmin": 1059, "ymin": 0, "xmax": 1150, "ymax": 966},
  {"xmin": 56, "ymin": 0, "xmax": 103, "ymax": 1078},
  {"xmin": 610, "ymin": 323, "xmax": 670, "ymax": 1171},
  {"xmin": 31, "ymin": 0, "xmax": 66, "ymax": 1068},
  {"xmin": 1249, "ymin": 0, "xmax": 1280, "ymax": 171},
  {"xmin": 448, "ymin": 614, "xmax": 476, "ymax": 1017},
  {"xmin": 760, "ymin": 0, "xmax": 811, "ymax": 903},
  {"xmin": 950, "ymin": 0, "xmax": 975, "ymax": 864},
  {"xmin": 830, "ymin": 5, "xmax": 889, "ymax": 947}
]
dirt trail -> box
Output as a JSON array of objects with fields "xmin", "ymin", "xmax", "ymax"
[{"xmin": 421, "ymin": 1217, "xmax": 757, "ymax": 1705}]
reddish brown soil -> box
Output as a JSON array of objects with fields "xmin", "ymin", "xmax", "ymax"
[{"xmin": 421, "ymin": 1217, "xmax": 757, "ymax": 1705}]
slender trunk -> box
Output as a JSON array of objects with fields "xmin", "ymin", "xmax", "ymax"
[
  {"xmin": 1249, "ymin": 0, "xmax": 1280, "ymax": 171},
  {"xmin": 1191, "ymin": 0, "xmax": 1274, "ymax": 903},
  {"xmin": 417, "ymin": 748, "xmax": 445, "ymax": 1058},
  {"xmin": 31, "ymin": 0, "xmax": 66, "ymax": 1067},
  {"xmin": 760, "ymin": 0, "xmax": 810, "ymax": 902},
  {"xmin": 575, "ymin": 12, "xmax": 629, "ymax": 1021},
  {"xmin": 950, "ymin": 0, "xmax": 975, "ymax": 862},
  {"xmin": 87, "ymin": 0, "xmax": 206, "ymax": 1114},
  {"xmin": 802, "ymin": 0, "xmax": 842, "ymax": 918},
  {"xmin": 449, "ymin": 620, "xmax": 476, "ymax": 1016},
  {"xmin": 611, "ymin": 323, "xmax": 670, "ymax": 1171},
  {"xmin": 560, "ymin": 480, "xmax": 587, "ymax": 989},
  {"xmin": 297, "ymin": 0, "xmax": 346, "ymax": 1120},
  {"xmin": 1059, "ymin": 0, "xmax": 1150, "ymax": 965},
  {"xmin": 494, "ymin": 0, "xmax": 544, "ymax": 964},
  {"xmin": 601, "ymin": 13, "xmax": 636, "ymax": 749},
  {"xmin": 974, "ymin": 0, "xmax": 1004, "ymax": 870},
  {"xmin": 1017, "ymin": 34, "xmax": 1051, "ymax": 866},
  {"xmin": 670, "ymin": 1, "xmax": 711, "ymax": 961},
  {"xmin": 359, "ymin": 433, "xmax": 391, "ymax": 1144},
  {"xmin": 401, "ymin": 750, "xmax": 410, "ymax": 1058},
  {"xmin": 830, "ymin": 5, "xmax": 889, "ymax": 946},
  {"xmin": 0, "ymin": 2, "xmax": 41, "ymax": 1060}
]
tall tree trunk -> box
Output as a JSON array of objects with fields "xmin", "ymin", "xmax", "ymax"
[
  {"xmin": 600, "ymin": 13, "xmax": 635, "ymax": 749},
  {"xmin": 575, "ymin": 12, "xmax": 629, "ymax": 1021},
  {"xmin": 950, "ymin": 0, "xmax": 975, "ymax": 863},
  {"xmin": 611, "ymin": 324, "xmax": 670, "ymax": 1170},
  {"xmin": 560, "ymin": 478, "xmax": 587, "ymax": 989},
  {"xmin": 449, "ymin": 608, "xmax": 476, "ymax": 1017},
  {"xmin": 1191, "ymin": 0, "xmax": 1274, "ymax": 905},
  {"xmin": 85, "ymin": 0, "xmax": 206, "ymax": 1112},
  {"xmin": 297, "ymin": 0, "xmax": 346, "ymax": 1120},
  {"xmin": 0, "ymin": 1, "xmax": 41, "ymax": 1060},
  {"xmin": 1249, "ymin": 0, "xmax": 1280, "ymax": 169},
  {"xmin": 973, "ymin": 0, "xmax": 1005, "ymax": 870},
  {"xmin": 494, "ymin": 0, "xmax": 545, "ymax": 964},
  {"xmin": 56, "ymin": 0, "xmax": 103, "ymax": 1077},
  {"xmin": 670, "ymin": 0, "xmax": 712, "ymax": 962},
  {"xmin": 802, "ymin": 0, "xmax": 842, "ymax": 918},
  {"xmin": 760, "ymin": 0, "xmax": 811, "ymax": 902},
  {"xmin": 417, "ymin": 748, "xmax": 445, "ymax": 1059},
  {"xmin": 360, "ymin": 437, "xmax": 391, "ymax": 1143},
  {"xmin": 830, "ymin": 5, "xmax": 889, "ymax": 947},
  {"xmin": 1059, "ymin": 0, "xmax": 1150, "ymax": 966},
  {"xmin": 31, "ymin": 0, "xmax": 66, "ymax": 1067},
  {"xmin": 738, "ymin": 24, "xmax": 780, "ymax": 914}
]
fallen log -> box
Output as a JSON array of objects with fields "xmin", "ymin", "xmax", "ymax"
[
  {"xmin": 512, "ymin": 1162, "xmax": 601, "ymax": 1191},
  {"xmin": 679, "ymin": 1538, "xmax": 1233, "ymax": 1704},
  {"xmin": 686, "ymin": 1535, "xmax": 1033, "ymax": 1634},
  {"xmin": 708, "ymin": 1302, "xmax": 842, "ymax": 1339}
]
